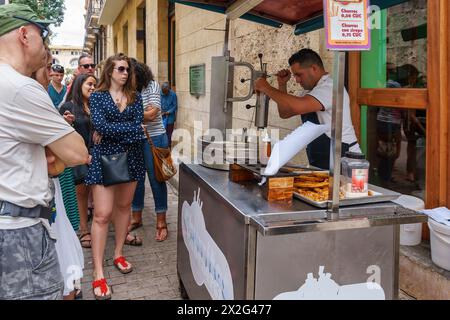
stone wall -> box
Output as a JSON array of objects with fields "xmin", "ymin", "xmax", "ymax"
[
  {"xmin": 174, "ymin": 4, "xmax": 333, "ymax": 165},
  {"xmin": 386, "ymin": 0, "xmax": 427, "ymax": 82},
  {"xmin": 104, "ymin": 0, "xmax": 168, "ymax": 82}
]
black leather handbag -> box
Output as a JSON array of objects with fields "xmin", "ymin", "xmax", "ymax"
[
  {"xmin": 72, "ymin": 164, "xmax": 88, "ymax": 185},
  {"xmin": 100, "ymin": 151, "xmax": 131, "ymax": 186}
]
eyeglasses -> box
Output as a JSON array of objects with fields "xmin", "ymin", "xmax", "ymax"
[
  {"xmin": 12, "ymin": 16, "xmax": 49, "ymax": 42},
  {"xmin": 51, "ymin": 64, "xmax": 64, "ymax": 73},
  {"xmin": 80, "ymin": 63, "xmax": 96, "ymax": 69},
  {"xmin": 114, "ymin": 66, "xmax": 130, "ymax": 73}
]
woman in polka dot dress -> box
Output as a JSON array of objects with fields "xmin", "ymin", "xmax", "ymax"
[{"xmin": 86, "ymin": 53, "xmax": 145, "ymax": 300}]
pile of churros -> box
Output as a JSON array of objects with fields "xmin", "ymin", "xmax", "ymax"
[{"xmin": 294, "ymin": 172, "xmax": 344, "ymax": 202}]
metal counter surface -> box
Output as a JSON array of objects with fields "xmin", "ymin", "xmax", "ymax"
[{"xmin": 183, "ymin": 163, "xmax": 427, "ymax": 235}]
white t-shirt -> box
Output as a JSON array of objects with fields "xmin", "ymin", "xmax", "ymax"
[
  {"xmin": 300, "ymin": 74, "xmax": 361, "ymax": 152},
  {"xmin": 0, "ymin": 64, "xmax": 74, "ymax": 228}
]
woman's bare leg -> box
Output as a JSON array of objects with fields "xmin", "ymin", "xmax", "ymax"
[
  {"xmin": 113, "ymin": 181, "xmax": 137, "ymax": 261},
  {"xmin": 91, "ymin": 184, "xmax": 114, "ymax": 296}
]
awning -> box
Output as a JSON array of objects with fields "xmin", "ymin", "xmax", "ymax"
[{"xmin": 171, "ymin": 0, "xmax": 410, "ymax": 35}]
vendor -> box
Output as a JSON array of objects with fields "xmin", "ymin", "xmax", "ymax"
[{"xmin": 254, "ymin": 48, "xmax": 361, "ymax": 169}]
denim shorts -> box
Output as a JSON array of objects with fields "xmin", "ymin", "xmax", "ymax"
[{"xmin": 0, "ymin": 223, "xmax": 64, "ymax": 300}]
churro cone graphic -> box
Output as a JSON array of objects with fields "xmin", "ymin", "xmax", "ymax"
[{"xmin": 330, "ymin": 1, "xmax": 339, "ymax": 17}]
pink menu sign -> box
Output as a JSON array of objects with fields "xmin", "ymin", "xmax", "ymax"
[{"xmin": 324, "ymin": 0, "xmax": 371, "ymax": 51}]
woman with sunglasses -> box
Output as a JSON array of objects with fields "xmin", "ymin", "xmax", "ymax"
[
  {"xmin": 85, "ymin": 53, "xmax": 145, "ymax": 300},
  {"xmin": 128, "ymin": 59, "xmax": 170, "ymax": 243},
  {"xmin": 59, "ymin": 74, "xmax": 97, "ymax": 250}
]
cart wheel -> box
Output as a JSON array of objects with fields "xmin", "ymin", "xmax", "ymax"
[{"xmin": 178, "ymin": 275, "xmax": 189, "ymax": 300}]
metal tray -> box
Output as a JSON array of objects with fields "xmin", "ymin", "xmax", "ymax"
[{"xmin": 293, "ymin": 184, "xmax": 401, "ymax": 208}]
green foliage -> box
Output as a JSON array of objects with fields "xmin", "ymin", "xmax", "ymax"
[{"xmin": 10, "ymin": 0, "xmax": 66, "ymax": 27}]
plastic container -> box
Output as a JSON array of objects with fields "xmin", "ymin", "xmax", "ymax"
[
  {"xmin": 392, "ymin": 195, "xmax": 424, "ymax": 246},
  {"xmin": 428, "ymin": 218, "xmax": 450, "ymax": 271},
  {"xmin": 259, "ymin": 130, "xmax": 271, "ymax": 165},
  {"xmin": 341, "ymin": 152, "xmax": 370, "ymax": 198}
]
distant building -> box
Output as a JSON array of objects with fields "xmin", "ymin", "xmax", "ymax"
[
  {"xmin": 49, "ymin": 44, "xmax": 83, "ymax": 71},
  {"xmin": 83, "ymin": 0, "xmax": 106, "ymax": 72}
]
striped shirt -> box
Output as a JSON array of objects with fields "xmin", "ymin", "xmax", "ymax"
[{"xmin": 142, "ymin": 81, "xmax": 166, "ymax": 137}]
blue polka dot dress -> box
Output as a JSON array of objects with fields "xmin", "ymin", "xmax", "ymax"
[{"xmin": 85, "ymin": 91, "xmax": 145, "ymax": 185}]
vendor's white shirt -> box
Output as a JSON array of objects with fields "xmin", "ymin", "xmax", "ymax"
[
  {"xmin": 0, "ymin": 63, "xmax": 74, "ymax": 230},
  {"xmin": 300, "ymin": 74, "xmax": 361, "ymax": 152}
]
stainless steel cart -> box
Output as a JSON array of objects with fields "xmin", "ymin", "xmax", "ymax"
[{"xmin": 177, "ymin": 163, "xmax": 427, "ymax": 300}]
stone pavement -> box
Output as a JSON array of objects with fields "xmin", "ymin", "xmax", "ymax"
[{"xmin": 80, "ymin": 181, "xmax": 182, "ymax": 300}]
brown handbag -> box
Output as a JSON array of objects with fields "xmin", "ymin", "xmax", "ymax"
[{"xmin": 144, "ymin": 127, "xmax": 177, "ymax": 182}]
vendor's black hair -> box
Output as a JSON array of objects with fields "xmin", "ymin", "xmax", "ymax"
[{"xmin": 288, "ymin": 48, "xmax": 324, "ymax": 69}]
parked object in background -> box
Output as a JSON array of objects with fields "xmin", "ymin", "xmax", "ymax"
[
  {"xmin": 393, "ymin": 195, "xmax": 424, "ymax": 246},
  {"xmin": 428, "ymin": 217, "xmax": 450, "ymax": 271},
  {"xmin": 422, "ymin": 207, "xmax": 450, "ymax": 271}
]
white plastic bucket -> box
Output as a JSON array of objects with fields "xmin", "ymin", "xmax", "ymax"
[
  {"xmin": 428, "ymin": 218, "xmax": 450, "ymax": 271},
  {"xmin": 393, "ymin": 195, "xmax": 424, "ymax": 246}
]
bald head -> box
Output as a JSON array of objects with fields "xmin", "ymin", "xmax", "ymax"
[{"xmin": 0, "ymin": 25, "xmax": 47, "ymax": 76}]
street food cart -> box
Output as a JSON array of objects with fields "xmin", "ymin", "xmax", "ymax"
[{"xmin": 174, "ymin": 0, "xmax": 428, "ymax": 300}]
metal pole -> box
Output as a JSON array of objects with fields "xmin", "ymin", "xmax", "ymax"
[
  {"xmin": 327, "ymin": 51, "xmax": 346, "ymax": 220},
  {"xmin": 223, "ymin": 18, "xmax": 230, "ymax": 56}
]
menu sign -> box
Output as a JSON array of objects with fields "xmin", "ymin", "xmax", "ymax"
[{"xmin": 324, "ymin": 0, "xmax": 371, "ymax": 51}]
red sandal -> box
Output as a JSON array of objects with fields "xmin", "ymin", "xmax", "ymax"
[
  {"xmin": 113, "ymin": 256, "xmax": 133, "ymax": 274},
  {"xmin": 92, "ymin": 278, "xmax": 111, "ymax": 300}
]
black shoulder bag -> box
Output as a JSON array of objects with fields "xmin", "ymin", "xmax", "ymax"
[{"xmin": 101, "ymin": 148, "xmax": 131, "ymax": 186}]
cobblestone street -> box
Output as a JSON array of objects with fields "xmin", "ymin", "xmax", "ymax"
[{"xmin": 80, "ymin": 182, "xmax": 182, "ymax": 300}]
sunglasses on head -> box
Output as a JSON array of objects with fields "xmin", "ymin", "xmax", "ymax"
[
  {"xmin": 114, "ymin": 66, "xmax": 130, "ymax": 73},
  {"xmin": 51, "ymin": 64, "xmax": 64, "ymax": 73},
  {"xmin": 81, "ymin": 63, "xmax": 96, "ymax": 69},
  {"xmin": 12, "ymin": 16, "xmax": 49, "ymax": 41}
]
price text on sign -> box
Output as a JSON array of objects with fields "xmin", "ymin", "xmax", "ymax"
[{"xmin": 324, "ymin": 0, "xmax": 371, "ymax": 51}]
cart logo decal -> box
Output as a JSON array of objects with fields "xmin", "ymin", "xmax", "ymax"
[
  {"xmin": 273, "ymin": 266, "xmax": 385, "ymax": 300},
  {"xmin": 181, "ymin": 188, "xmax": 234, "ymax": 300}
]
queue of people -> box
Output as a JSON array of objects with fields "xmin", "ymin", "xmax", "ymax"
[
  {"xmin": 376, "ymin": 63, "xmax": 425, "ymax": 186},
  {"xmin": 0, "ymin": 3, "xmax": 178, "ymax": 301}
]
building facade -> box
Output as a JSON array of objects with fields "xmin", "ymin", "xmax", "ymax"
[
  {"xmin": 49, "ymin": 45, "xmax": 83, "ymax": 76},
  {"xmin": 83, "ymin": 0, "xmax": 107, "ymax": 71}
]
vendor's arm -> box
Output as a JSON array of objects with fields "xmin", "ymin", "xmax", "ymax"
[{"xmin": 254, "ymin": 78, "xmax": 323, "ymax": 118}]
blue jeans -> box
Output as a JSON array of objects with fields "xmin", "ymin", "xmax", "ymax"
[{"xmin": 132, "ymin": 134, "xmax": 168, "ymax": 214}]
